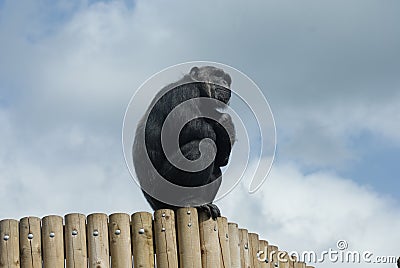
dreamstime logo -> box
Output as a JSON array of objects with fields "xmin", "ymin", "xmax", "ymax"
[
  {"xmin": 257, "ymin": 240, "xmax": 398, "ymax": 265},
  {"xmin": 336, "ymin": 239, "xmax": 348, "ymax": 250},
  {"xmin": 122, "ymin": 61, "xmax": 276, "ymax": 207}
]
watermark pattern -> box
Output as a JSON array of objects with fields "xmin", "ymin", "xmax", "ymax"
[
  {"xmin": 256, "ymin": 240, "xmax": 398, "ymax": 265},
  {"xmin": 122, "ymin": 61, "xmax": 276, "ymax": 207},
  {"xmin": 336, "ymin": 239, "xmax": 348, "ymax": 250}
]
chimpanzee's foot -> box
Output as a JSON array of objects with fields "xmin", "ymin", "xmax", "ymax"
[{"xmin": 198, "ymin": 203, "xmax": 221, "ymax": 220}]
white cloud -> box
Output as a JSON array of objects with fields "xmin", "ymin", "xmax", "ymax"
[
  {"xmin": 218, "ymin": 162, "xmax": 400, "ymax": 267},
  {"xmin": 276, "ymin": 89, "xmax": 400, "ymax": 168},
  {"xmin": 0, "ymin": 107, "xmax": 150, "ymax": 219}
]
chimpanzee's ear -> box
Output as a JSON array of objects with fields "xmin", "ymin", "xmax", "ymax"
[{"xmin": 190, "ymin": 67, "xmax": 199, "ymax": 79}]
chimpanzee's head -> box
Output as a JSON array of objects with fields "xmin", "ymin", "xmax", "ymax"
[{"xmin": 189, "ymin": 66, "xmax": 232, "ymax": 105}]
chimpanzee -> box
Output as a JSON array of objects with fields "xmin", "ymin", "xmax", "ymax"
[{"xmin": 132, "ymin": 66, "xmax": 235, "ymax": 219}]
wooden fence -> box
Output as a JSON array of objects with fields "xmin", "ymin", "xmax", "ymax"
[{"xmin": 0, "ymin": 208, "xmax": 315, "ymax": 268}]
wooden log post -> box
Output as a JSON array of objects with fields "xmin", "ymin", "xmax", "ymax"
[
  {"xmin": 292, "ymin": 255, "xmax": 303, "ymax": 268},
  {"xmin": 0, "ymin": 219, "xmax": 20, "ymax": 268},
  {"xmin": 217, "ymin": 217, "xmax": 231, "ymax": 268},
  {"xmin": 154, "ymin": 209, "xmax": 178, "ymax": 268},
  {"xmin": 65, "ymin": 213, "xmax": 87, "ymax": 268},
  {"xmin": 176, "ymin": 208, "xmax": 202, "ymax": 268},
  {"xmin": 258, "ymin": 240, "xmax": 269, "ymax": 268},
  {"xmin": 109, "ymin": 213, "xmax": 132, "ymax": 267},
  {"xmin": 0, "ymin": 211, "xmax": 309, "ymax": 268},
  {"xmin": 239, "ymin": 229, "xmax": 250, "ymax": 268},
  {"xmin": 293, "ymin": 261, "xmax": 302, "ymax": 268},
  {"xmin": 288, "ymin": 255, "xmax": 296, "ymax": 268},
  {"xmin": 19, "ymin": 217, "xmax": 42, "ymax": 268},
  {"xmin": 199, "ymin": 212, "xmax": 220, "ymax": 268},
  {"xmin": 41, "ymin": 215, "xmax": 64, "ymax": 268},
  {"xmin": 267, "ymin": 245, "xmax": 278, "ymax": 268},
  {"xmin": 278, "ymin": 251, "xmax": 290, "ymax": 268},
  {"xmin": 87, "ymin": 213, "xmax": 109, "ymax": 268},
  {"xmin": 249, "ymin": 233, "xmax": 260, "ymax": 268},
  {"xmin": 227, "ymin": 223, "xmax": 240, "ymax": 268},
  {"xmin": 131, "ymin": 212, "xmax": 154, "ymax": 268}
]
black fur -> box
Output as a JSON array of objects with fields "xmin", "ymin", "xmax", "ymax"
[{"xmin": 133, "ymin": 66, "xmax": 235, "ymax": 219}]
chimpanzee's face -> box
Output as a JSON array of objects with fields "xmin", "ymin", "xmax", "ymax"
[{"xmin": 190, "ymin": 66, "xmax": 232, "ymax": 104}]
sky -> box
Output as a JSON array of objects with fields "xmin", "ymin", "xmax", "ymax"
[{"xmin": 0, "ymin": 0, "xmax": 399, "ymax": 267}]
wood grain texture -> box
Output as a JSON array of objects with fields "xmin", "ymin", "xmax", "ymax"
[
  {"xmin": 176, "ymin": 208, "xmax": 202, "ymax": 268},
  {"xmin": 87, "ymin": 213, "xmax": 109, "ymax": 268},
  {"xmin": 65, "ymin": 213, "xmax": 87, "ymax": 268},
  {"xmin": 109, "ymin": 213, "xmax": 132, "ymax": 267},
  {"xmin": 131, "ymin": 212, "xmax": 154, "ymax": 268},
  {"xmin": 0, "ymin": 219, "xmax": 20, "ymax": 268},
  {"xmin": 199, "ymin": 212, "xmax": 220, "ymax": 268},
  {"xmin": 227, "ymin": 223, "xmax": 240, "ymax": 268},
  {"xmin": 154, "ymin": 209, "xmax": 178, "ymax": 268},
  {"xmin": 41, "ymin": 215, "xmax": 64, "ymax": 268},
  {"xmin": 19, "ymin": 217, "xmax": 42, "ymax": 268}
]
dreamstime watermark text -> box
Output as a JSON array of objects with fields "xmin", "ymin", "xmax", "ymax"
[{"xmin": 257, "ymin": 240, "xmax": 398, "ymax": 264}]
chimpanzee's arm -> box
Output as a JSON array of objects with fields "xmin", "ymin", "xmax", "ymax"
[{"xmin": 208, "ymin": 113, "xmax": 235, "ymax": 167}]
